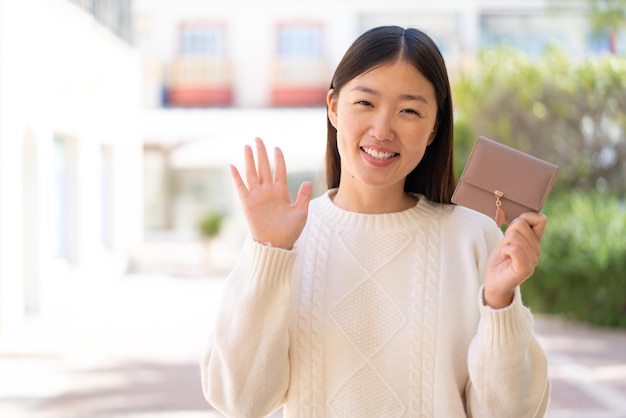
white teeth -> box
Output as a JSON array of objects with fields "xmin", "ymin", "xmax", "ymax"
[{"xmin": 362, "ymin": 147, "xmax": 397, "ymax": 160}]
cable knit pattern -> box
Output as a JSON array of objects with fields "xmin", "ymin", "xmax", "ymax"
[
  {"xmin": 409, "ymin": 201, "xmax": 441, "ymax": 416},
  {"xmin": 330, "ymin": 279, "xmax": 406, "ymax": 357},
  {"xmin": 330, "ymin": 365, "xmax": 404, "ymax": 417},
  {"xmin": 337, "ymin": 228, "xmax": 413, "ymax": 273},
  {"xmin": 327, "ymin": 227, "xmax": 412, "ymax": 417},
  {"xmin": 201, "ymin": 190, "xmax": 550, "ymax": 418},
  {"xmin": 297, "ymin": 210, "xmax": 330, "ymax": 418}
]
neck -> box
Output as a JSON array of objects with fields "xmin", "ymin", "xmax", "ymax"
[{"xmin": 331, "ymin": 186, "xmax": 417, "ymax": 214}]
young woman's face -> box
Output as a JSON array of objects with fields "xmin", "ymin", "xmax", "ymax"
[{"xmin": 327, "ymin": 59, "xmax": 438, "ymax": 195}]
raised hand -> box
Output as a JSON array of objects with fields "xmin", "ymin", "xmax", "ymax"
[
  {"xmin": 484, "ymin": 212, "xmax": 548, "ymax": 309},
  {"xmin": 230, "ymin": 137, "xmax": 313, "ymax": 250}
]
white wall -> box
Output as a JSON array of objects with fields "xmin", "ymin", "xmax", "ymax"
[{"xmin": 0, "ymin": 0, "xmax": 143, "ymax": 334}]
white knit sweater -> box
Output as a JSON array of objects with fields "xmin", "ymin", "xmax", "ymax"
[{"xmin": 201, "ymin": 191, "xmax": 550, "ymax": 418}]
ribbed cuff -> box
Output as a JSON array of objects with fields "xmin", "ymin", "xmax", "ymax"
[
  {"xmin": 478, "ymin": 285, "xmax": 533, "ymax": 346},
  {"xmin": 241, "ymin": 237, "xmax": 297, "ymax": 287}
]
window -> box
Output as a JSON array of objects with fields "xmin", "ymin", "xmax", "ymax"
[
  {"xmin": 278, "ymin": 25, "xmax": 322, "ymax": 58},
  {"xmin": 52, "ymin": 135, "xmax": 78, "ymax": 262},
  {"xmin": 272, "ymin": 22, "xmax": 328, "ymax": 106},
  {"xmin": 480, "ymin": 13, "xmax": 587, "ymax": 58},
  {"xmin": 180, "ymin": 25, "xmax": 226, "ymax": 56},
  {"xmin": 68, "ymin": 0, "xmax": 132, "ymax": 42},
  {"xmin": 167, "ymin": 22, "xmax": 232, "ymax": 107}
]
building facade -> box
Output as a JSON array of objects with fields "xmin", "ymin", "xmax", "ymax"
[
  {"xmin": 134, "ymin": 0, "xmax": 608, "ymax": 239},
  {"xmin": 0, "ymin": 0, "xmax": 143, "ymax": 334},
  {"xmin": 134, "ymin": 0, "xmax": 608, "ymax": 110}
]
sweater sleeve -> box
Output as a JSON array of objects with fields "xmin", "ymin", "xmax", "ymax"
[
  {"xmin": 201, "ymin": 237, "xmax": 295, "ymax": 418},
  {"xmin": 465, "ymin": 286, "xmax": 550, "ymax": 418}
]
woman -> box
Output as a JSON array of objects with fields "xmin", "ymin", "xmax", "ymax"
[{"xmin": 201, "ymin": 25, "xmax": 550, "ymax": 417}]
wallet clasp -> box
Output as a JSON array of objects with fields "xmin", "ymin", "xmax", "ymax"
[{"xmin": 494, "ymin": 190, "xmax": 505, "ymax": 227}]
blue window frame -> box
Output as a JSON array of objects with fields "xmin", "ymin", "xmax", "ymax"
[
  {"xmin": 180, "ymin": 25, "xmax": 225, "ymax": 56},
  {"xmin": 277, "ymin": 24, "xmax": 322, "ymax": 58}
]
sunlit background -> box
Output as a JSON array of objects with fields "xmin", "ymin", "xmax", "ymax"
[{"xmin": 0, "ymin": 0, "xmax": 625, "ymax": 417}]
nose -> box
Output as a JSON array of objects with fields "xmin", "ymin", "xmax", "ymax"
[{"xmin": 369, "ymin": 112, "xmax": 395, "ymax": 141}]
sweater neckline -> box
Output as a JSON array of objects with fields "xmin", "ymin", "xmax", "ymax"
[{"xmin": 314, "ymin": 189, "xmax": 437, "ymax": 230}]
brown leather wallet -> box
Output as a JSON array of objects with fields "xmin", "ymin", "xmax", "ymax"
[{"xmin": 451, "ymin": 136, "xmax": 559, "ymax": 227}]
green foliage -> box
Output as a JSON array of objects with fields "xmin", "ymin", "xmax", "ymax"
[
  {"xmin": 586, "ymin": 0, "xmax": 626, "ymax": 34},
  {"xmin": 522, "ymin": 193, "xmax": 626, "ymax": 328},
  {"xmin": 453, "ymin": 45, "xmax": 626, "ymax": 196},
  {"xmin": 197, "ymin": 212, "xmax": 225, "ymax": 239},
  {"xmin": 452, "ymin": 118, "xmax": 476, "ymax": 180},
  {"xmin": 453, "ymin": 45, "xmax": 626, "ymax": 327}
]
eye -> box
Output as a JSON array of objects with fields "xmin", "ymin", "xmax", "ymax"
[
  {"xmin": 401, "ymin": 108, "xmax": 422, "ymax": 117},
  {"xmin": 355, "ymin": 100, "xmax": 373, "ymax": 107}
]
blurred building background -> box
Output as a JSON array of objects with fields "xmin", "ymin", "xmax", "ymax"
[
  {"xmin": 0, "ymin": 0, "xmax": 142, "ymax": 335},
  {"xmin": 134, "ymin": 0, "xmax": 619, "ymax": 271},
  {"xmin": 0, "ymin": 0, "xmax": 622, "ymax": 336}
]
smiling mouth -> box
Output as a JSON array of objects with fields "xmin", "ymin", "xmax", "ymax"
[{"xmin": 361, "ymin": 147, "xmax": 398, "ymax": 160}]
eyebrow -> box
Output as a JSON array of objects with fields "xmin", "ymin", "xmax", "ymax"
[{"xmin": 350, "ymin": 85, "xmax": 430, "ymax": 105}]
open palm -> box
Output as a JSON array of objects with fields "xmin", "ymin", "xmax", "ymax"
[{"xmin": 230, "ymin": 137, "xmax": 313, "ymax": 250}]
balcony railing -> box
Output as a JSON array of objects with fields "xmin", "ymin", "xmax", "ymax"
[
  {"xmin": 166, "ymin": 56, "xmax": 233, "ymax": 107},
  {"xmin": 271, "ymin": 57, "xmax": 328, "ymax": 106}
]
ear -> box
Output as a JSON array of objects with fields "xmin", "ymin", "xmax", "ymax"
[
  {"xmin": 427, "ymin": 120, "xmax": 440, "ymax": 146},
  {"xmin": 327, "ymin": 89, "xmax": 338, "ymax": 129},
  {"xmin": 427, "ymin": 130, "xmax": 436, "ymax": 146}
]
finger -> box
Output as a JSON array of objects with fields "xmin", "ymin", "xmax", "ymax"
[
  {"xmin": 243, "ymin": 144, "xmax": 259, "ymax": 188},
  {"xmin": 254, "ymin": 137, "xmax": 272, "ymax": 184},
  {"xmin": 229, "ymin": 164, "xmax": 249, "ymax": 199},
  {"xmin": 515, "ymin": 212, "xmax": 548, "ymax": 241},
  {"xmin": 294, "ymin": 181, "xmax": 313, "ymax": 209},
  {"xmin": 273, "ymin": 146, "xmax": 287, "ymax": 185},
  {"xmin": 500, "ymin": 242, "xmax": 538, "ymax": 280},
  {"xmin": 506, "ymin": 220, "xmax": 541, "ymax": 258}
]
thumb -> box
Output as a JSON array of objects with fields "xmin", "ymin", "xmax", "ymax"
[{"xmin": 294, "ymin": 181, "xmax": 313, "ymax": 209}]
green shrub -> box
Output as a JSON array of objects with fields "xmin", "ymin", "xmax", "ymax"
[
  {"xmin": 453, "ymin": 46, "xmax": 626, "ymax": 196},
  {"xmin": 197, "ymin": 212, "xmax": 225, "ymax": 239},
  {"xmin": 522, "ymin": 192, "xmax": 626, "ymax": 328}
]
